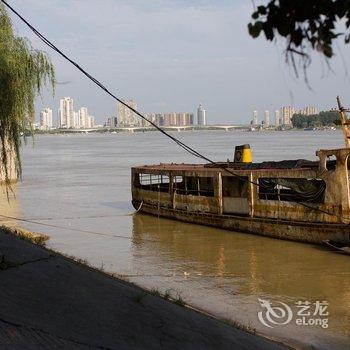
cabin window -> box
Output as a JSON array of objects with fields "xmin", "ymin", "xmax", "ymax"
[
  {"xmin": 326, "ymin": 155, "xmax": 337, "ymax": 171},
  {"xmin": 222, "ymin": 177, "xmax": 248, "ymax": 197},
  {"xmin": 174, "ymin": 176, "xmax": 214, "ymax": 197},
  {"xmin": 173, "ymin": 176, "xmax": 186, "ymax": 194},
  {"xmin": 258, "ymin": 178, "xmax": 326, "ymax": 203},
  {"xmin": 199, "ymin": 177, "xmax": 215, "ymax": 197},
  {"xmin": 134, "ymin": 173, "xmax": 170, "ymax": 193},
  {"xmin": 173, "ymin": 176, "xmax": 183, "ymax": 184}
]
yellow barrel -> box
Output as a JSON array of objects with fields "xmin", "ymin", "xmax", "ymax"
[{"xmin": 234, "ymin": 144, "xmax": 252, "ymax": 163}]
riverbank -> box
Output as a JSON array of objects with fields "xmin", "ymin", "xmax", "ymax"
[{"xmin": 0, "ymin": 227, "xmax": 289, "ymax": 350}]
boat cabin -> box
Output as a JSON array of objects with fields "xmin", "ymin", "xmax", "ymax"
[{"xmin": 132, "ymin": 148, "xmax": 350, "ymax": 224}]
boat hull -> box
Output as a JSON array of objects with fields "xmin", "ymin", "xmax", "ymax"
[{"xmin": 132, "ymin": 200, "xmax": 350, "ymax": 245}]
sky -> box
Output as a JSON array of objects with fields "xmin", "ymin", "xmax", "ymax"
[{"xmin": 6, "ymin": 0, "xmax": 350, "ymax": 125}]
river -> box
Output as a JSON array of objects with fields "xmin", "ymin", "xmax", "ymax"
[{"xmin": 1, "ymin": 130, "xmax": 349, "ymax": 349}]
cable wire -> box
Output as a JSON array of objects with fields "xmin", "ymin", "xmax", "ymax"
[{"xmin": 0, "ymin": 213, "xmax": 159, "ymax": 241}]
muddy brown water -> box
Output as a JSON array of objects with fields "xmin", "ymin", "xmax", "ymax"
[{"xmin": 0, "ymin": 130, "xmax": 349, "ymax": 349}]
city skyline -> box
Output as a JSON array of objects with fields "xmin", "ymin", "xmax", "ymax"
[
  {"xmin": 40, "ymin": 97, "xmax": 95, "ymax": 129},
  {"xmin": 250, "ymin": 106, "xmax": 318, "ymax": 127},
  {"xmin": 39, "ymin": 98, "xmax": 207, "ymax": 128},
  {"xmin": 8, "ymin": 1, "xmax": 348, "ymax": 125},
  {"xmin": 40, "ymin": 97, "xmax": 323, "ymax": 129},
  {"xmin": 142, "ymin": 112, "xmax": 195, "ymax": 127}
]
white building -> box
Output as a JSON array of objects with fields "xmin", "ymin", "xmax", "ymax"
[
  {"xmin": 142, "ymin": 113, "xmax": 153, "ymax": 127},
  {"xmin": 86, "ymin": 115, "xmax": 95, "ymax": 128},
  {"xmin": 197, "ymin": 104, "xmax": 206, "ymax": 125},
  {"xmin": 275, "ymin": 110, "xmax": 280, "ymax": 126},
  {"xmin": 73, "ymin": 111, "xmax": 79, "ymax": 128},
  {"xmin": 117, "ymin": 100, "xmax": 139, "ymax": 126},
  {"xmin": 78, "ymin": 107, "xmax": 89, "ymax": 128},
  {"xmin": 252, "ymin": 110, "xmax": 258, "ymax": 126},
  {"xmin": 281, "ymin": 106, "xmax": 295, "ymax": 125},
  {"xmin": 58, "ymin": 97, "xmax": 74, "ymax": 128},
  {"xmin": 264, "ymin": 110, "xmax": 270, "ymax": 127},
  {"xmin": 40, "ymin": 108, "xmax": 53, "ymax": 130},
  {"xmin": 299, "ymin": 106, "xmax": 317, "ymax": 116}
]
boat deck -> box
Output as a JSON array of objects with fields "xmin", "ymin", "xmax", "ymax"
[{"xmin": 135, "ymin": 159, "xmax": 321, "ymax": 173}]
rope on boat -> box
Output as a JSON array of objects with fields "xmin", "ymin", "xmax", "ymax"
[
  {"xmin": 135, "ymin": 201, "xmax": 143, "ymax": 213},
  {"xmin": 157, "ymin": 185, "xmax": 160, "ymax": 218}
]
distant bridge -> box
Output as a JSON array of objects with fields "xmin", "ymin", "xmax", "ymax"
[
  {"xmin": 57, "ymin": 128, "xmax": 98, "ymax": 133},
  {"xmin": 112, "ymin": 125, "xmax": 245, "ymax": 132},
  {"xmin": 57, "ymin": 125, "xmax": 247, "ymax": 134}
]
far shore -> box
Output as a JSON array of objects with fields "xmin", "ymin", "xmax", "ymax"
[{"xmin": 29, "ymin": 125, "xmax": 340, "ymax": 135}]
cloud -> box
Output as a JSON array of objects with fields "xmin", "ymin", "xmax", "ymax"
[{"xmin": 8, "ymin": 0, "xmax": 350, "ymax": 124}]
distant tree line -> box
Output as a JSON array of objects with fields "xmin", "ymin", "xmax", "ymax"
[{"xmin": 291, "ymin": 111, "xmax": 339, "ymax": 128}]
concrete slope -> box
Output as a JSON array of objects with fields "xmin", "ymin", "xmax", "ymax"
[{"xmin": 0, "ymin": 230, "xmax": 289, "ymax": 350}]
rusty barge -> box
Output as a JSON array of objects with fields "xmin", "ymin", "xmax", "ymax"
[{"xmin": 131, "ymin": 99, "xmax": 350, "ymax": 245}]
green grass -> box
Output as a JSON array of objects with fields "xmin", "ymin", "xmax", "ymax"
[
  {"xmin": 147, "ymin": 288, "xmax": 186, "ymax": 307},
  {"xmin": 173, "ymin": 294, "xmax": 185, "ymax": 307},
  {"xmin": 150, "ymin": 288, "xmax": 161, "ymax": 297},
  {"xmin": 163, "ymin": 289, "xmax": 171, "ymax": 300},
  {"xmin": 75, "ymin": 258, "xmax": 88, "ymax": 266},
  {"xmin": 222, "ymin": 318, "xmax": 256, "ymax": 335},
  {"xmin": 0, "ymin": 225, "xmax": 49, "ymax": 246}
]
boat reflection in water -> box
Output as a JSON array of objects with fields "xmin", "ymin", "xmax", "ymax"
[{"xmin": 131, "ymin": 213, "xmax": 350, "ymax": 349}]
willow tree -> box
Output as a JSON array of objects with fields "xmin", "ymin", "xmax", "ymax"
[{"xmin": 0, "ymin": 4, "xmax": 55, "ymax": 184}]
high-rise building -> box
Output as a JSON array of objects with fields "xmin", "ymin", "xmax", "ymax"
[
  {"xmin": 165, "ymin": 112, "xmax": 193, "ymax": 126},
  {"xmin": 73, "ymin": 111, "xmax": 79, "ymax": 128},
  {"xmin": 281, "ymin": 106, "xmax": 295, "ymax": 125},
  {"xmin": 275, "ymin": 110, "xmax": 280, "ymax": 126},
  {"xmin": 264, "ymin": 110, "xmax": 270, "ymax": 127},
  {"xmin": 197, "ymin": 104, "xmax": 206, "ymax": 125},
  {"xmin": 117, "ymin": 100, "xmax": 139, "ymax": 126},
  {"xmin": 163, "ymin": 113, "xmax": 176, "ymax": 126},
  {"xmin": 78, "ymin": 107, "xmax": 88, "ymax": 128},
  {"xmin": 299, "ymin": 106, "xmax": 317, "ymax": 116},
  {"xmin": 153, "ymin": 113, "xmax": 164, "ymax": 126},
  {"xmin": 190, "ymin": 113, "xmax": 194, "ymax": 125},
  {"xmin": 40, "ymin": 108, "xmax": 53, "ymax": 130},
  {"xmin": 252, "ymin": 110, "xmax": 258, "ymax": 126},
  {"xmin": 106, "ymin": 117, "xmax": 118, "ymax": 128},
  {"xmin": 140, "ymin": 112, "xmax": 193, "ymax": 127},
  {"xmin": 58, "ymin": 97, "xmax": 74, "ymax": 128},
  {"xmin": 142, "ymin": 114, "xmax": 152, "ymax": 127},
  {"xmin": 86, "ymin": 116, "xmax": 95, "ymax": 128},
  {"xmin": 157, "ymin": 114, "xmax": 165, "ymax": 126},
  {"xmin": 177, "ymin": 112, "xmax": 193, "ymax": 126},
  {"xmin": 143, "ymin": 113, "xmax": 164, "ymax": 127}
]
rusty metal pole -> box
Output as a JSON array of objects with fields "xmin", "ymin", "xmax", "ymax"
[{"xmin": 337, "ymin": 96, "xmax": 350, "ymax": 148}]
